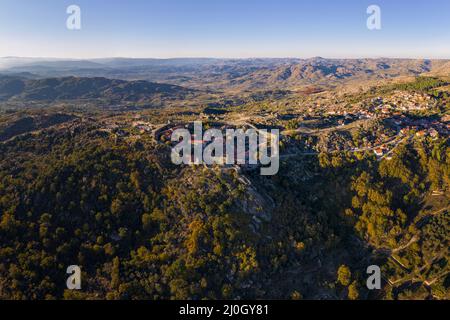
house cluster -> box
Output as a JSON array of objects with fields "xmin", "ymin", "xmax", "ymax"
[
  {"xmin": 158, "ymin": 123, "xmax": 239, "ymax": 145},
  {"xmin": 372, "ymin": 92, "xmax": 436, "ymax": 114},
  {"xmin": 373, "ymin": 146, "xmax": 389, "ymax": 158},
  {"xmin": 132, "ymin": 121, "xmax": 153, "ymax": 133},
  {"xmin": 394, "ymin": 115, "xmax": 449, "ymax": 139},
  {"xmin": 325, "ymin": 109, "xmax": 376, "ymax": 121},
  {"xmin": 355, "ymin": 110, "xmax": 375, "ymax": 120}
]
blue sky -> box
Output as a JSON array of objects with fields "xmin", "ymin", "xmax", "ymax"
[{"xmin": 1, "ymin": 0, "xmax": 450, "ymax": 59}]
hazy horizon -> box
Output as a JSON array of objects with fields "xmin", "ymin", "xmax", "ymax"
[{"xmin": 2, "ymin": 55, "xmax": 450, "ymax": 61}]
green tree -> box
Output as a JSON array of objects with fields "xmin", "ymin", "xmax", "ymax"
[
  {"xmin": 348, "ymin": 281, "xmax": 359, "ymax": 300},
  {"xmin": 337, "ymin": 265, "xmax": 352, "ymax": 286}
]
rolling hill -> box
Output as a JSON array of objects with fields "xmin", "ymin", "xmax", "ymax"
[
  {"xmin": 1, "ymin": 57, "xmax": 449, "ymax": 91},
  {"xmin": 0, "ymin": 75, "xmax": 196, "ymax": 103}
]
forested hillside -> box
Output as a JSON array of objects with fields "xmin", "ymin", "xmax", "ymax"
[
  {"xmin": 0, "ymin": 117, "xmax": 448, "ymax": 300},
  {"xmin": 0, "ymin": 75, "xmax": 195, "ymax": 103}
]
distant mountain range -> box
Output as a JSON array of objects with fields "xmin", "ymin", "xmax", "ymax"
[
  {"xmin": 0, "ymin": 75, "xmax": 195, "ymax": 103},
  {"xmin": 1, "ymin": 57, "xmax": 449, "ymax": 93}
]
